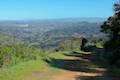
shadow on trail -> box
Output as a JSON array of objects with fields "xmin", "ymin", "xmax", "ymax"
[
  {"xmin": 45, "ymin": 58, "xmax": 99, "ymax": 73},
  {"xmin": 44, "ymin": 47, "xmax": 120, "ymax": 80},
  {"xmin": 75, "ymin": 76, "xmax": 120, "ymax": 80}
]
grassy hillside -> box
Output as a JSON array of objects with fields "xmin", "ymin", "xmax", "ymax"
[
  {"xmin": 0, "ymin": 51, "xmax": 70, "ymax": 80},
  {"xmin": 0, "ymin": 33, "xmax": 71, "ymax": 80}
]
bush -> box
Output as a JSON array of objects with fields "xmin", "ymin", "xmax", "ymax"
[{"xmin": 0, "ymin": 44, "xmax": 44, "ymax": 67}]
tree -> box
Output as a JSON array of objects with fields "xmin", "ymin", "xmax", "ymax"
[
  {"xmin": 101, "ymin": 0, "xmax": 120, "ymax": 65},
  {"xmin": 81, "ymin": 37, "xmax": 88, "ymax": 51}
]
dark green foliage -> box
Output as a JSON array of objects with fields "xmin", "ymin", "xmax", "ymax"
[
  {"xmin": 109, "ymin": 48, "xmax": 120, "ymax": 66},
  {"xmin": 81, "ymin": 37, "xmax": 88, "ymax": 51},
  {"xmin": 114, "ymin": 1, "xmax": 120, "ymax": 13},
  {"xmin": 101, "ymin": 1, "xmax": 120, "ymax": 66}
]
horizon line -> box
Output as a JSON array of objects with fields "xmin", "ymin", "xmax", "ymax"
[{"xmin": 0, "ymin": 17, "xmax": 107, "ymax": 21}]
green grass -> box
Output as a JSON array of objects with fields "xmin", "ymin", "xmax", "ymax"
[
  {"xmin": 0, "ymin": 51, "xmax": 69, "ymax": 80},
  {"xmin": 0, "ymin": 59, "xmax": 48, "ymax": 80},
  {"xmin": 96, "ymin": 42, "xmax": 104, "ymax": 48},
  {"xmin": 46, "ymin": 51, "xmax": 69, "ymax": 59}
]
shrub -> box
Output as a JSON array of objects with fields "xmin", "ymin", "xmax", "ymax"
[{"xmin": 0, "ymin": 44, "xmax": 44, "ymax": 67}]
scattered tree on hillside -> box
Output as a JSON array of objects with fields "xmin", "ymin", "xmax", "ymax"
[{"xmin": 81, "ymin": 37, "xmax": 88, "ymax": 51}]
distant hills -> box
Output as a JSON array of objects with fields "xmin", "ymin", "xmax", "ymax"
[{"xmin": 0, "ymin": 18, "xmax": 106, "ymax": 50}]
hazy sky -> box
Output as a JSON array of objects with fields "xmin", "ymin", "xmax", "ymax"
[{"xmin": 0, "ymin": 0, "xmax": 116, "ymax": 20}]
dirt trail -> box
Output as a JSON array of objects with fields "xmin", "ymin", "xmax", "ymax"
[
  {"xmin": 53, "ymin": 71, "xmax": 79, "ymax": 80},
  {"xmin": 52, "ymin": 53, "xmax": 117, "ymax": 80},
  {"xmin": 24, "ymin": 53, "xmax": 119, "ymax": 80}
]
